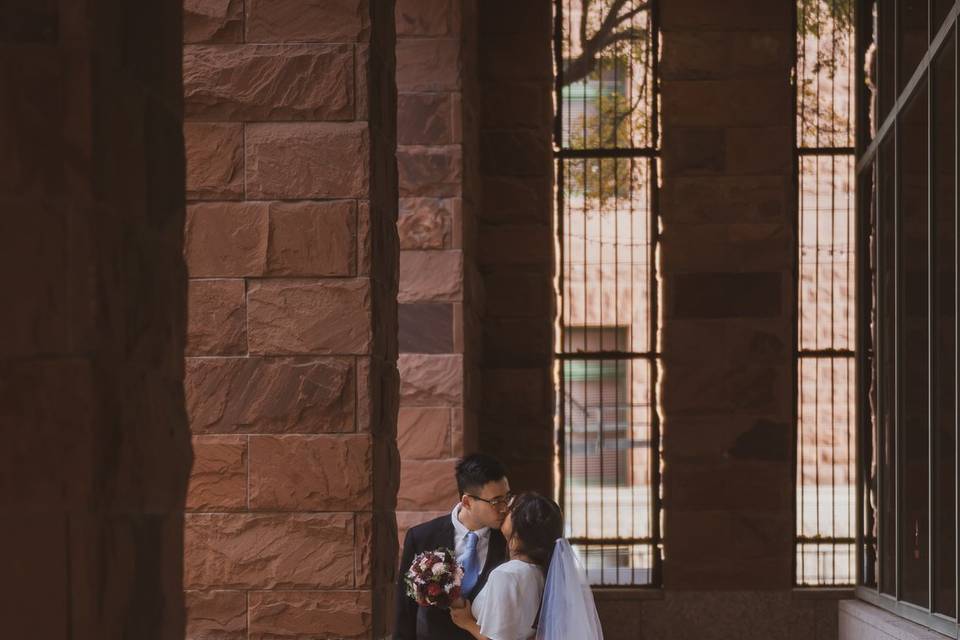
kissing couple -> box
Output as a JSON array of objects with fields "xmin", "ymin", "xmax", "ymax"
[{"xmin": 394, "ymin": 454, "xmax": 602, "ymax": 640}]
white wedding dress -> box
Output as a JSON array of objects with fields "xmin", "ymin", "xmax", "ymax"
[
  {"xmin": 471, "ymin": 560, "xmax": 544, "ymax": 640},
  {"xmin": 470, "ymin": 541, "xmax": 603, "ymax": 640}
]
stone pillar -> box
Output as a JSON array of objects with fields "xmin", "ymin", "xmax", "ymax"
[
  {"xmin": 394, "ymin": 0, "xmax": 482, "ymax": 535},
  {"xmin": 0, "ymin": 2, "xmax": 192, "ymax": 639},
  {"xmin": 181, "ymin": 1, "xmax": 399, "ymax": 637},
  {"xmin": 477, "ymin": 1, "xmax": 555, "ymax": 496},
  {"xmin": 659, "ymin": 0, "xmax": 795, "ymax": 592}
]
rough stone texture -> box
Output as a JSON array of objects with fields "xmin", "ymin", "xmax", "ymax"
[
  {"xmin": 247, "ymin": 280, "xmax": 372, "ymax": 355},
  {"xmin": 181, "ymin": 2, "xmax": 399, "ymax": 638},
  {"xmin": 186, "ymin": 279, "xmax": 247, "ymax": 355},
  {"xmin": 398, "ymin": 354, "xmax": 463, "ymax": 406},
  {"xmin": 185, "ymin": 122, "xmax": 244, "ymax": 199},
  {"xmin": 0, "ymin": 2, "xmax": 192, "ymax": 638},
  {"xmin": 185, "ymin": 357, "xmax": 356, "ymax": 434},
  {"xmin": 245, "ymin": 123, "xmax": 369, "ymax": 199},
  {"xmin": 398, "ymin": 197, "xmax": 453, "ymax": 249},
  {"xmin": 397, "ymin": 145, "xmax": 462, "ymax": 196},
  {"xmin": 184, "ymin": 513, "xmax": 356, "ymax": 589},
  {"xmin": 398, "ymin": 250, "xmax": 463, "ymax": 302},
  {"xmin": 248, "ymin": 435, "xmax": 373, "ymax": 510},
  {"xmin": 184, "ymin": 44, "xmax": 354, "ymax": 121},
  {"xmin": 396, "ymin": 38, "xmax": 460, "ymax": 91},
  {"xmin": 188, "ymin": 436, "xmax": 248, "ymax": 511},
  {"xmin": 185, "ymin": 202, "xmax": 269, "ymax": 277},
  {"xmin": 184, "ymin": 0, "xmax": 244, "ymax": 43},
  {"xmin": 397, "ymin": 459, "xmax": 460, "ymax": 510},
  {"xmin": 248, "ymin": 591, "xmax": 373, "ymax": 640},
  {"xmin": 398, "ymin": 407, "xmax": 452, "ymax": 459},
  {"xmin": 398, "ymin": 303, "xmax": 454, "ymax": 353},
  {"xmin": 246, "ymin": 0, "xmax": 371, "ymax": 43},
  {"xmin": 185, "ymin": 590, "xmax": 247, "ymax": 639},
  {"xmin": 265, "ymin": 200, "xmax": 356, "ymax": 277}
]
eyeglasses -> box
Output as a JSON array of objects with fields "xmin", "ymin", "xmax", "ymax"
[{"xmin": 464, "ymin": 492, "xmax": 515, "ymax": 510}]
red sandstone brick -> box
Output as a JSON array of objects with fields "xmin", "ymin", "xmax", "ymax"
[
  {"xmin": 396, "ymin": 39, "xmax": 460, "ymax": 91},
  {"xmin": 398, "ymin": 459, "xmax": 460, "ymax": 510},
  {"xmin": 184, "ymin": 44, "xmax": 354, "ymax": 121},
  {"xmin": 185, "ymin": 590, "xmax": 247, "ymax": 640},
  {"xmin": 399, "ymin": 250, "xmax": 462, "ymax": 303},
  {"xmin": 246, "ymin": 123, "xmax": 369, "ymax": 199},
  {"xmin": 660, "ymin": 223, "xmax": 792, "ymax": 274},
  {"xmin": 248, "ymin": 591, "xmax": 372, "ymax": 639},
  {"xmin": 396, "ymin": 0, "xmax": 451, "ymax": 35},
  {"xmin": 398, "ymin": 197, "xmax": 453, "ymax": 250},
  {"xmin": 184, "ymin": 513, "xmax": 355, "ymax": 589},
  {"xmin": 246, "ymin": 279, "xmax": 372, "ymax": 355},
  {"xmin": 482, "ymin": 317, "xmax": 552, "ymax": 368},
  {"xmin": 662, "ymin": 318, "xmax": 787, "ymax": 366},
  {"xmin": 661, "ymin": 31, "xmax": 792, "ymax": 81},
  {"xmin": 725, "ymin": 126, "xmax": 792, "ymax": 175},
  {"xmin": 184, "ymin": 0, "xmax": 243, "ymax": 43},
  {"xmin": 661, "ymin": 175, "xmax": 789, "ymax": 224},
  {"xmin": 187, "ymin": 436, "xmax": 247, "ymax": 511},
  {"xmin": 398, "ymin": 145, "xmax": 462, "ymax": 197},
  {"xmin": 480, "ymin": 176, "xmax": 550, "ymax": 224},
  {"xmin": 398, "ymin": 354, "xmax": 463, "ymax": 406},
  {"xmin": 660, "ymin": 363, "xmax": 790, "ymax": 416},
  {"xmin": 479, "ymin": 33, "xmax": 552, "ymax": 82},
  {"xmin": 185, "ymin": 356, "xmax": 355, "ymax": 434},
  {"xmin": 187, "ymin": 280, "xmax": 247, "ymax": 356},
  {"xmin": 396, "ymin": 510, "xmax": 447, "ymax": 546},
  {"xmin": 265, "ymin": 200, "xmax": 356, "ymax": 277},
  {"xmin": 665, "ymin": 461, "xmax": 790, "ymax": 511},
  {"xmin": 246, "ymin": 0, "xmax": 370, "ymax": 43},
  {"xmin": 184, "ymin": 122, "xmax": 243, "ymax": 200},
  {"xmin": 480, "ymin": 130, "xmax": 551, "ymax": 177},
  {"xmin": 398, "ymin": 407, "xmax": 451, "ymax": 459},
  {"xmin": 184, "ymin": 202, "xmax": 269, "ymax": 277},
  {"xmin": 248, "ymin": 435, "xmax": 372, "ymax": 510},
  {"xmin": 661, "ymin": 0, "xmax": 792, "ymax": 30},
  {"xmin": 398, "ymin": 93, "xmax": 452, "ymax": 145},
  {"xmin": 483, "ymin": 271, "xmax": 552, "ymax": 317},
  {"xmin": 662, "ymin": 79, "xmax": 791, "ymax": 128}
]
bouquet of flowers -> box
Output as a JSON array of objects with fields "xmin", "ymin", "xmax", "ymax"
[{"xmin": 404, "ymin": 547, "xmax": 463, "ymax": 608}]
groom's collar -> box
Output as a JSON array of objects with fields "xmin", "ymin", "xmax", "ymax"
[{"xmin": 451, "ymin": 503, "xmax": 490, "ymax": 538}]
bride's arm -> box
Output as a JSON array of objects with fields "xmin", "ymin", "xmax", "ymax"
[{"xmin": 449, "ymin": 603, "xmax": 489, "ymax": 640}]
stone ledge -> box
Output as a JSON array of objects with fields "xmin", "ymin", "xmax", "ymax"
[
  {"xmin": 839, "ymin": 599, "xmax": 952, "ymax": 640},
  {"xmin": 592, "ymin": 588, "xmax": 665, "ymax": 602}
]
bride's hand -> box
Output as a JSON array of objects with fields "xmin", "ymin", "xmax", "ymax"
[{"xmin": 449, "ymin": 600, "xmax": 475, "ymax": 630}]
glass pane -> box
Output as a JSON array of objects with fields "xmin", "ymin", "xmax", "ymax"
[
  {"xmin": 898, "ymin": 0, "xmax": 928, "ymax": 94},
  {"xmin": 561, "ymin": 158, "xmax": 653, "ymax": 354},
  {"xmin": 797, "ymin": 356, "xmax": 856, "ymax": 585},
  {"xmin": 559, "ymin": 0, "xmax": 656, "ymax": 149},
  {"xmin": 898, "ymin": 80, "xmax": 929, "ymax": 607},
  {"xmin": 862, "ymin": 160, "xmax": 879, "ymax": 588},
  {"xmin": 931, "ymin": 37, "xmax": 956, "ymax": 617},
  {"xmin": 799, "ymin": 155, "xmax": 856, "ymax": 351},
  {"xmin": 573, "ymin": 542, "xmax": 653, "ymax": 586},
  {"xmin": 877, "ymin": 0, "xmax": 896, "ymax": 122},
  {"xmin": 933, "ymin": 0, "xmax": 955, "ymax": 41},
  {"xmin": 878, "ymin": 135, "xmax": 897, "ymax": 596},
  {"xmin": 563, "ymin": 357, "xmax": 654, "ymax": 586},
  {"xmin": 797, "ymin": 0, "xmax": 855, "ymax": 149}
]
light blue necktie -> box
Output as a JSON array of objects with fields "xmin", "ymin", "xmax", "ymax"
[{"xmin": 460, "ymin": 531, "xmax": 480, "ymax": 596}]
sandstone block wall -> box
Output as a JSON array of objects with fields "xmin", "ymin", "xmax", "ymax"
[
  {"xmin": 0, "ymin": 1, "xmax": 192, "ymax": 638},
  {"xmin": 477, "ymin": 0, "xmax": 556, "ymax": 497},
  {"xmin": 394, "ymin": 0, "xmax": 482, "ymax": 537},
  {"xmin": 181, "ymin": 2, "xmax": 400, "ymax": 637}
]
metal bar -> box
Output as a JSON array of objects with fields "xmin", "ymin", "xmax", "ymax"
[
  {"xmin": 557, "ymin": 351, "xmax": 657, "ymax": 360},
  {"xmin": 553, "ymin": 0, "xmax": 566, "ymax": 536},
  {"xmin": 928, "ymin": 45, "xmax": 936, "ymax": 615},
  {"xmin": 568, "ymin": 537, "xmax": 655, "ymax": 545},
  {"xmin": 954, "ymin": 12, "xmax": 959, "ymax": 632},
  {"xmin": 555, "ymin": 147, "xmax": 659, "ymax": 158},
  {"xmin": 798, "ymin": 146, "xmax": 857, "ymax": 155},
  {"xmin": 798, "ymin": 349, "xmax": 857, "ymax": 358}
]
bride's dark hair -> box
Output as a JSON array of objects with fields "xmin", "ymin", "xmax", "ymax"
[{"xmin": 508, "ymin": 492, "xmax": 563, "ymax": 572}]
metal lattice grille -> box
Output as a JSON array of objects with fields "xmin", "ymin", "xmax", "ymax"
[
  {"xmin": 555, "ymin": 0, "xmax": 661, "ymax": 586},
  {"xmin": 795, "ymin": 0, "xmax": 857, "ymax": 586}
]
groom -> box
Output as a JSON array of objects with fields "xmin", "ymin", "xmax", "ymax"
[{"xmin": 394, "ymin": 453, "xmax": 511, "ymax": 639}]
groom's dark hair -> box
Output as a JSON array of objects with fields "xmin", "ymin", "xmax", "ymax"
[{"xmin": 455, "ymin": 453, "xmax": 507, "ymax": 495}]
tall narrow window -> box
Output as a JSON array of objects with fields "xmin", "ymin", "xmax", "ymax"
[
  {"xmin": 555, "ymin": 0, "xmax": 661, "ymax": 586},
  {"xmin": 795, "ymin": 0, "xmax": 857, "ymax": 586}
]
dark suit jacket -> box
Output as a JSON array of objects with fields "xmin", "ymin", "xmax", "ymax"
[{"xmin": 394, "ymin": 514, "xmax": 507, "ymax": 640}]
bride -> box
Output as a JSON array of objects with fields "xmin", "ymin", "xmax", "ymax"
[{"xmin": 449, "ymin": 493, "xmax": 603, "ymax": 640}]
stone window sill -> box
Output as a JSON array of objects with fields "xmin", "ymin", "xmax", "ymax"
[{"xmin": 840, "ymin": 599, "xmax": 953, "ymax": 640}]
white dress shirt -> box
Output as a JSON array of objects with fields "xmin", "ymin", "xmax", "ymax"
[{"xmin": 451, "ymin": 503, "xmax": 491, "ymax": 571}]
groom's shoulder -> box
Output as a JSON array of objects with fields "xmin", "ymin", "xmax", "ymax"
[{"xmin": 405, "ymin": 513, "xmax": 450, "ymax": 543}]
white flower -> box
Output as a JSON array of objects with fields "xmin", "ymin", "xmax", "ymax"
[{"xmin": 432, "ymin": 563, "xmax": 446, "ymax": 576}]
